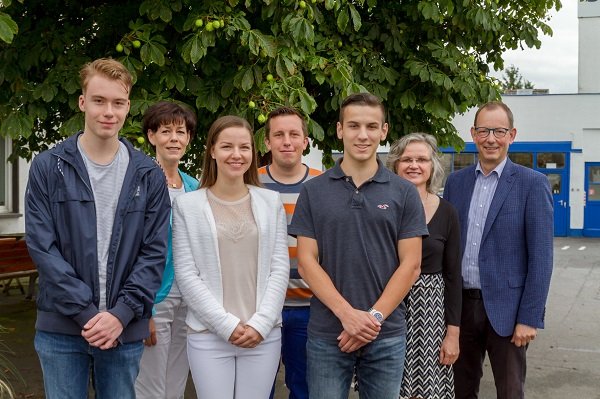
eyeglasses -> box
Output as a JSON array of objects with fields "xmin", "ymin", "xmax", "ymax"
[
  {"xmin": 399, "ymin": 157, "xmax": 431, "ymax": 165},
  {"xmin": 473, "ymin": 127, "xmax": 510, "ymax": 139}
]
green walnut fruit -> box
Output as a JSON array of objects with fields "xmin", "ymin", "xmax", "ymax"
[
  {"xmin": 212, "ymin": 20, "xmax": 221, "ymax": 29},
  {"xmin": 115, "ymin": 43, "xmax": 124, "ymax": 52},
  {"xmin": 362, "ymin": 47, "xmax": 367, "ymax": 54},
  {"xmin": 266, "ymin": 74, "xmax": 274, "ymax": 82},
  {"xmin": 257, "ymin": 114, "xmax": 267, "ymax": 124},
  {"xmin": 299, "ymin": 0, "xmax": 307, "ymax": 8},
  {"xmin": 132, "ymin": 40, "xmax": 141, "ymax": 49},
  {"xmin": 206, "ymin": 23, "xmax": 214, "ymax": 32},
  {"xmin": 337, "ymin": 40, "xmax": 342, "ymax": 48},
  {"xmin": 136, "ymin": 136, "xmax": 145, "ymax": 144},
  {"xmin": 248, "ymin": 101, "xmax": 256, "ymax": 109},
  {"xmin": 195, "ymin": 19, "xmax": 203, "ymax": 28},
  {"xmin": 220, "ymin": 20, "xmax": 225, "ymax": 28}
]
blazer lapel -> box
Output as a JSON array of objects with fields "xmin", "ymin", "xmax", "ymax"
[{"xmin": 482, "ymin": 160, "xmax": 517, "ymax": 242}]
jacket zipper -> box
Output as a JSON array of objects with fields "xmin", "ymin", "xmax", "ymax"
[{"xmin": 55, "ymin": 154, "xmax": 100, "ymax": 306}]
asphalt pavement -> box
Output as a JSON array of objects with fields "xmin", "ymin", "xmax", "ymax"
[
  {"xmin": 475, "ymin": 237, "xmax": 600, "ymax": 398},
  {"xmin": 276, "ymin": 237, "xmax": 600, "ymax": 398},
  {"xmin": 1, "ymin": 237, "xmax": 599, "ymax": 398}
]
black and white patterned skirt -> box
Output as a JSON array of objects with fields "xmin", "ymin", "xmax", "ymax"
[{"xmin": 400, "ymin": 273, "xmax": 454, "ymax": 399}]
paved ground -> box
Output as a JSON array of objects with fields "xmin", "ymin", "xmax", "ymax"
[{"xmin": 0, "ymin": 237, "xmax": 599, "ymax": 398}]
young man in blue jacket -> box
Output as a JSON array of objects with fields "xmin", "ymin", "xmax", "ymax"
[{"xmin": 25, "ymin": 58, "xmax": 171, "ymax": 399}]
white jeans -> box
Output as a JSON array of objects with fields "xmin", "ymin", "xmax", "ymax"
[
  {"xmin": 187, "ymin": 327, "xmax": 282, "ymax": 399},
  {"xmin": 135, "ymin": 295, "xmax": 189, "ymax": 399}
]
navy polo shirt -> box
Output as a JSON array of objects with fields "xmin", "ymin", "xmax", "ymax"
[{"xmin": 289, "ymin": 158, "xmax": 428, "ymax": 341}]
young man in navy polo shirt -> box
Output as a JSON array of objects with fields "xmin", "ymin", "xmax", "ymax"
[{"xmin": 289, "ymin": 93, "xmax": 428, "ymax": 399}]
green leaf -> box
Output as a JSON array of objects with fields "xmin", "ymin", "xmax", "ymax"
[
  {"xmin": 0, "ymin": 13, "xmax": 18, "ymax": 44},
  {"xmin": 140, "ymin": 42, "xmax": 166, "ymax": 66},
  {"xmin": 196, "ymin": 88, "xmax": 221, "ymax": 113},
  {"xmin": 221, "ymin": 79, "xmax": 234, "ymax": 98},
  {"xmin": 400, "ymin": 90, "xmax": 416, "ymax": 109},
  {"xmin": 337, "ymin": 7, "xmax": 350, "ymax": 32},
  {"xmin": 159, "ymin": 5, "xmax": 172, "ymax": 22},
  {"xmin": 285, "ymin": 16, "xmax": 314, "ymax": 45},
  {"xmin": 190, "ymin": 35, "xmax": 205, "ymax": 64},
  {"xmin": 254, "ymin": 126, "xmax": 268, "ymax": 155},
  {"xmin": 241, "ymin": 68, "xmax": 254, "ymax": 91},
  {"xmin": 247, "ymin": 30, "xmax": 278, "ymax": 57},
  {"xmin": 284, "ymin": 56, "xmax": 296, "ymax": 75},
  {"xmin": 348, "ymin": 4, "xmax": 362, "ymax": 32},
  {"xmin": 308, "ymin": 118, "xmax": 324, "ymax": 141},
  {"xmin": 315, "ymin": 72, "xmax": 326, "ymax": 85},
  {"xmin": 1, "ymin": 111, "xmax": 34, "ymax": 139},
  {"xmin": 298, "ymin": 89, "xmax": 317, "ymax": 115},
  {"xmin": 59, "ymin": 113, "xmax": 84, "ymax": 138}
]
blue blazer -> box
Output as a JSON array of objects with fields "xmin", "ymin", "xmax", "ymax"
[{"xmin": 444, "ymin": 159, "xmax": 553, "ymax": 337}]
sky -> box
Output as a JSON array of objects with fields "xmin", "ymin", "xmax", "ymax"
[{"xmin": 489, "ymin": 1, "xmax": 579, "ymax": 94}]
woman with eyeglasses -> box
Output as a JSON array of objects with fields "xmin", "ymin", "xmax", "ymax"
[
  {"xmin": 386, "ymin": 133, "xmax": 462, "ymax": 399},
  {"xmin": 172, "ymin": 115, "xmax": 289, "ymax": 399}
]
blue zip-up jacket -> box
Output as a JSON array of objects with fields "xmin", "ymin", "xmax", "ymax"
[
  {"xmin": 25, "ymin": 132, "xmax": 171, "ymax": 343},
  {"xmin": 153, "ymin": 170, "xmax": 199, "ymax": 306}
]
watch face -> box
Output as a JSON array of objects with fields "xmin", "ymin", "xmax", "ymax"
[{"xmin": 369, "ymin": 309, "xmax": 384, "ymax": 323}]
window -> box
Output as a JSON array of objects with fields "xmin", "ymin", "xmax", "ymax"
[
  {"xmin": 1, "ymin": 136, "xmax": 8, "ymax": 211},
  {"xmin": 0, "ymin": 136, "xmax": 16, "ymax": 214},
  {"xmin": 509, "ymin": 153, "xmax": 533, "ymax": 168},
  {"xmin": 440, "ymin": 153, "xmax": 453, "ymax": 190},
  {"xmin": 454, "ymin": 153, "xmax": 476, "ymax": 171},
  {"xmin": 589, "ymin": 166, "xmax": 600, "ymax": 201},
  {"xmin": 537, "ymin": 153, "xmax": 565, "ymax": 169},
  {"xmin": 546, "ymin": 173, "xmax": 562, "ymax": 195}
]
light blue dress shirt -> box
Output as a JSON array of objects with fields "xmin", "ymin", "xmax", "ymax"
[{"xmin": 461, "ymin": 158, "xmax": 508, "ymax": 289}]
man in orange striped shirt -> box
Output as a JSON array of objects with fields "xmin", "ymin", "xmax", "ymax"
[{"xmin": 259, "ymin": 107, "xmax": 321, "ymax": 399}]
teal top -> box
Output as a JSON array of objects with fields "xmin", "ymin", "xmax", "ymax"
[{"xmin": 154, "ymin": 169, "xmax": 199, "ymax": 307}]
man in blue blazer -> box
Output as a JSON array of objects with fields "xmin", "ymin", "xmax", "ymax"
[{"xmin": 444, "ymin": 101, "xmax": 553, "ymax": 399}]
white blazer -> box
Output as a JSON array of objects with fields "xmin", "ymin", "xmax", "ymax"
[{"xmin": 172, "ymin": 185, "xmax": 290, "ymax": 342}]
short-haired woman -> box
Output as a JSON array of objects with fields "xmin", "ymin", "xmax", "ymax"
[{"xmin": 387, "ymin": 133, "xmax": 461, "ymax": 399}]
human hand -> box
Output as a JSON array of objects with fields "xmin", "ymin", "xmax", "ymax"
[
  {"xmin": 232, "ymin": 326, "xmax": 264, "ymax": 349},
  {"xmin": 144, "ymin": 317, "xmax": 157, "ymax": 347},
  {"xmin": 439, "ymin": 327, "xmax": 460, "ymax": 365},
  {"xmin": 511, "ymin": 323, "xmax": 537, "ymax": 347},
  {"xmin": 81, "ymin": 312, "xmax": 124, "ymax": 350},
  {"xmin": 338, "ymin": 308, "xmax": 381, "ymax": 343},
  {"xmin": 337, "ymin": 330, "xmax": 369, "ymax": 353},
  {"xmin": 228, "ymin": 323, "xmax": 246, "ymax": 343}
]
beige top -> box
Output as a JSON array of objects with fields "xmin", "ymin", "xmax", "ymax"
[{"xmin": 207, "ymin": 189, "xmax": 258, "ymax": 324}]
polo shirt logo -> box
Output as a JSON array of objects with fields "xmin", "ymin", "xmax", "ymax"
[{"xmin": 377, "ymin": 204, "xmax": 389, "ymax": 209}]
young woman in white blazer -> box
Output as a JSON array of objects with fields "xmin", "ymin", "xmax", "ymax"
[{"xmin": 172, "ymin": 115, "xmax": 289, "ymax": 399}]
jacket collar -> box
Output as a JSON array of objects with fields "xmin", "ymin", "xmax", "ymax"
[{"xmin": 53, "ymin": 131, "xmax": 156, "ymax": 174}]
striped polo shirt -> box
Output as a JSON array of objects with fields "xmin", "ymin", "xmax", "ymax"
[{"xmin": 259, "ymin": 164, "xmax": 322, "ymax": 306}]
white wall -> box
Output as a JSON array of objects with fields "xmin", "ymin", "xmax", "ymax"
[
  {"xmin": 579, "ymin": 17, "xmax": 600, "ymax": 93},
  {"xmin": 451, "ymin": 94, "xmax": 600, "ymax": 142},
  {"xmin": 0, "ymin": 157, "xmax": 29, "ymax": 235}
]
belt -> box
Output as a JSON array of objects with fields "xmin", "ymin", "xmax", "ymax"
[{"xmin": 463, "ymin": 288, "xmax": 482, "ymax": 299}]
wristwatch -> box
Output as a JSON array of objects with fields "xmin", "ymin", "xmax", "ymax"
[{"xmin": 368, "ymin": 308, "xmax": 384, "ymax": 324}]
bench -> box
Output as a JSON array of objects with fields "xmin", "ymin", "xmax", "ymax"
[{"xmin": 0, "ymin": 237, "xmax": 38, "ymax": 299}]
